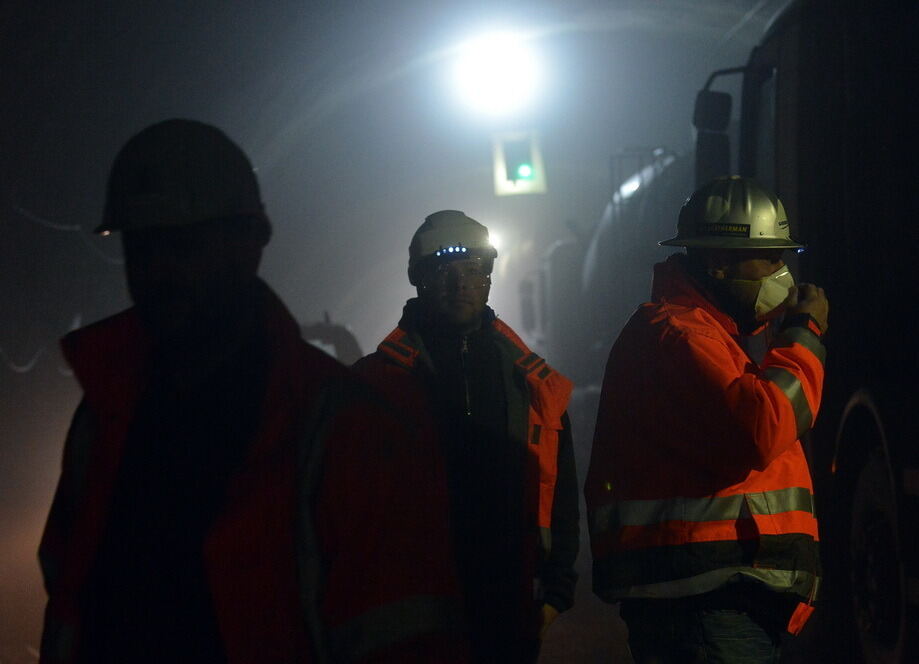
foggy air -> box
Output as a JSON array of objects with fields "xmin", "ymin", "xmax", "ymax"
[{"xmin": 2, "ymin": 1, "xmax": 917, "ymax": 663}]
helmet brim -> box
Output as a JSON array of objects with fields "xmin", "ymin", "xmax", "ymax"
[
  {"xmin": 659, "ymin": 236, "xmax": 804, "ymax": 249},
  {"xmin": 94, "ymin": 208, "xmax": 267, "ymax": 235}
]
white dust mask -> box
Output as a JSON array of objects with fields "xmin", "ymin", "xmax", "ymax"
[
  {"xmin": 717, "ymin": 264, "xmax": 795, "ymax": 323},
  {"xmin": 753, "ymin": 265, "xmax": 794, "ymax": 320}
]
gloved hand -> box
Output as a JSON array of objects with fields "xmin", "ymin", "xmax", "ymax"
[
  {"xmin": 785, "ymin": 283, "xmax": 829, "ymax": 333},
  {"xmin": 540, "ymin": 603, "xmax": 560, "ymax": 639}
]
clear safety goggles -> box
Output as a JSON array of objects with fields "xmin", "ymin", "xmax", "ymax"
[{"xmin": 421, "ymin": 256, "xmax": 491, "ymax": 291}]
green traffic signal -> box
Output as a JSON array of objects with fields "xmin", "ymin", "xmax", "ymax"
[
  {"xmin": 516, "ymin": 163, "xmax": 534, "ymax": 179},
  {"xmin": 494, "ymin": 132, "xmax": 546, "ymax": 195},
  {"xmin": 504, "ymin": 138, "xmax": 533, "ymax": 182}
]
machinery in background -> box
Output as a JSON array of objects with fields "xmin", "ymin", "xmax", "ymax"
[
  {"xmin": 301, "ymin": 312, "xmax": 363, "ymax": 366},
  {"xmin": 518, "ymin": 146, "xmax": 694, "ymax": 441}
]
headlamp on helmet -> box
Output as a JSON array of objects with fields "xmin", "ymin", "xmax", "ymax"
[
  {"xmin": 408, "ymin": 210, "xmax": 497, "ymax": 286},
  {"xmin": 435, "ymin": 245, "xmax": 469, "ymax": 257}
]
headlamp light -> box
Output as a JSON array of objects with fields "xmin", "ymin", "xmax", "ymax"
[{"xmin": 435, "ymin": 245, "xmax": 469, "ymax": 257}]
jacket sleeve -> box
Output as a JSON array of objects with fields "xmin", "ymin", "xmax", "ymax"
[
  {"xmin": 316, "ymin": 381, "xmax": 470, "ymax": 663},
  {"xmin": 39, "ymin": 399, "xmax": 97, "ymax": 664},
  {"xmin": 39, "ymin": 399, "xmax": 94, "ymax": 593},
  {"xmin": 660, "ymin": 316, "xmax": 825, "ymax": 475},
  {"xmin": 541, "ymin": 411, "xmax": 579, "ymax": 612}
]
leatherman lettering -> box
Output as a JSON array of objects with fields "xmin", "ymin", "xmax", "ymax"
[{"xmin": 696, "ymin": 222, "xmax": 751, "ymax": 237}]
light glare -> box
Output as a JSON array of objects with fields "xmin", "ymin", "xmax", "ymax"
[
  {"xmin": 620, "ymin": 176, "xmax": 641, "ymax": 197},
  {"xmin": 489, "ymin": 231, "xmax": 502, "ymax": 251},
  {"xmin": 453, "ymin": 32, "xmax": 539, "ymax": 116}
]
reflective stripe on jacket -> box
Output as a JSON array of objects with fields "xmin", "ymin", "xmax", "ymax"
[
  {"xmin": 39, "ymin": 285, "xmax": 467, "ymax": 664},
  {"xmin": 585, "ymin": 254, "xmax": 824, "ymax": 610},
  {"xmin": 372, "ymin": 314, "xmax": 573, "ymax": 552}
]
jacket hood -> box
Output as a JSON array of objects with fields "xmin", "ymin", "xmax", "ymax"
[{"xmin": 651, "ymin": 253, "xmax": 739, "ymax": 337}]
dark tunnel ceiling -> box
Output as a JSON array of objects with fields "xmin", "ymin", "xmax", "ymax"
[
  {"xmin": 1, "ymin": 1, "xmax": 785, "ymax": 161},
  {"xmin": 0, "ymin": 0, "xmax": 790, "ymax": 362}
]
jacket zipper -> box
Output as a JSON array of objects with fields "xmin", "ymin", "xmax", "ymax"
[{"xmin": 461, "ymin": 335, "xmax": 471, "ymax": 416}]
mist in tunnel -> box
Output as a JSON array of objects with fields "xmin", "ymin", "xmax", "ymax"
[{"xmin": 0, "ymin": 1, "xmax": 775, "ymax": 658}]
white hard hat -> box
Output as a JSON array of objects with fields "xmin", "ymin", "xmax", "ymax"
[
  {"xmin": 660, "ymin": 176, "xmax": 803, "ymax": 249},
  {"xmin": 408, "ymin": 210, "xmax": 497, "ymax": 285}
]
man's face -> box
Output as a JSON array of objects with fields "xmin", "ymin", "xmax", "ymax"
[
  {"xmin": 418, "ymin": 257, "xmax": 491, "ymax": 331},
  {"xmin": 707, "ymin": 248, "xmax": 786, "ymax": 281},
  {"xmin": 121, "ymin": 219, "xmax": 262, "ymax": 341},
  {"xmin": 702, "ymin": 248, "xmax": 790, "ymax": 331}
]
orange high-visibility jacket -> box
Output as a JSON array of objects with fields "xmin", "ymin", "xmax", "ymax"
[
  {"xmin": 39, "ymin": 285, "xmax": 468, "ymax": 664},
  {"xmin": 585, "ymin": 254, "xmax": 824, "ymax": 633},
  {"xmin": 354, "ymin": 307, "xmax": 573, "ymax": 592}
]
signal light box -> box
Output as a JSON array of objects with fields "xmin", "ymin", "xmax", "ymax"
[{"xmin": 493, "ymin": 131, "xmax": 547, "ymax": 196}]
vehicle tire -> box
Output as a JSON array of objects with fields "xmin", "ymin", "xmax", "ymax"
[
  {"xmin": 849, "ymin": 447, "xmax": 905, "ymax": 664},
  {"xmin": 834, "ymin": 392, "xmax": 906, "ymax": 664}
]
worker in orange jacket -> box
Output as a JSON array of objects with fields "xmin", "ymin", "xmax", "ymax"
[
  {"xmin": 585, "ymin": 177, "xmax": 829, "ymax": 663},
  {"xmin": 354, "ymin": 211, "xmax": 579, "ymax": 663},
  {"xmin": 39, "ymin": 120, "xmax": 468, "ymax": 663}
]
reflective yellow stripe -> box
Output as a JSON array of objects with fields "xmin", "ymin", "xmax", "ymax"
[
  {"xmin": 610, "ymin": 566, "xmax": 819, "ymax": 600},
  {"xmin": 744, "ymin": 489, "xmax": 814, "ymax": 519},
  {"xmin": 773, "ymin": 326, "xmax": 826, "ymax": 366},
  {"xmin": 590, "ymin": 487, "xmax": 815, "ymax": 535},
  {"xmin": 329, "ymin": 595, "xmax": 464, "ymax": 662},
  {"xmin": 762, "ymin": 366, "xmax": 813, "ymax": 438}
]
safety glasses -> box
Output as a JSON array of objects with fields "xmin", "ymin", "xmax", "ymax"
[{"xmin": 421, "ymin": 257, "xmax": 491, "ymax": 291}]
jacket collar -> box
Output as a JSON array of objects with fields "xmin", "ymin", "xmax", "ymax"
[
  {"xmin": 378, "ymin": 299, "xmax": 571, "ymax": 428},
  {"xmin": 377, "ymin": 298, "xmax": 522, "ymax": 372},
  {"xmin": 380, "ymin": 299, "xmax": 539, "ymax": 375},
  {"xmin": 651, "ymin": 253, "xmax": 740, "ymax": 337},
  {"xmin": 61, "ymin": 279, "xmax": 302, "ymax": 417}
]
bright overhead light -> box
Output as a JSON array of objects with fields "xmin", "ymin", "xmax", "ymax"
[{"xmin": 453, "ymin": 31, "xmax": 540, "ymax": 116}]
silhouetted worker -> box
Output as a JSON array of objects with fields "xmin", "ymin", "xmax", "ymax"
[
  {"xmin": 586, "ymin": 176, "xmax": 829, "ymax": 663},
  {"xmin": 39, "ymin": 119, "xmax": 468, "ymax": 663},
  {"xmin": 354, "ymin": 210, "xmax": 579, "ymax": 663}
]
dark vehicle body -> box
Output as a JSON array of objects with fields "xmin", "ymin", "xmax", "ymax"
[{"xmin": 705, "ymin": 2, "xmax": 919, "ymax": 662}]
